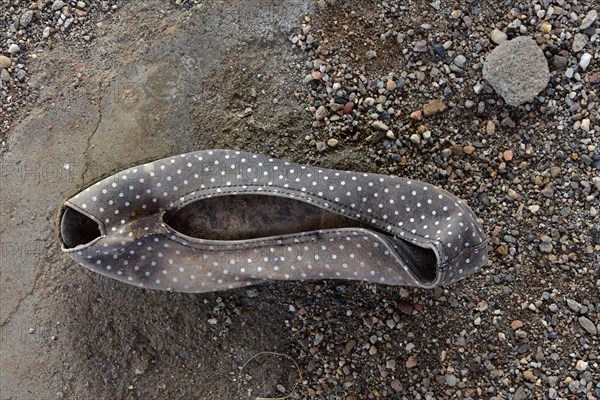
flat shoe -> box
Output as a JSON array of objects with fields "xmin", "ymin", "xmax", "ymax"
[{"xmin": 60, "ymin": 150, "xmax": 488, "ymax": 292}]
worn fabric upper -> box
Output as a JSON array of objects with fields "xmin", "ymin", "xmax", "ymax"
[{"xmin": 61, "ymin": 149, "xmax": 488, "ymax": 292}]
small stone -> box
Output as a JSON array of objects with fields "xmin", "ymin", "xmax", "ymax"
[
  {"xmin": 397, "ymin": 300, "xmax": 413, "ymax": 315},
  {"xmin": 490, "ymin": 28, "xmax": 508, "ymax": 44},
  {"xmin": 315, "ymin": 106, "xmax": 327, "ymax": 120},
  {"xmin": 386, "ymin": 80, "xmax": 397, "ymax": 91},
  {"xmin": 366, "ymin": 50, "xmax": 377, "ymax": 60},
  {"xmin": 409, "ymin": 134, "xmax": 421, "ymax": 144},
  {"xmin": 390, "ymin": 379, "xmax": 403, "ymax": 392},
  {"xmin": 463, "ymin": 145, "xmax": 476, "ymax": 155},
  {"xmin": 446, "ymin": 374, "xmax": 457, "ymax": 387},
  {"xmin": 486, "ymin": 120, "xmax": 496, "ymax": 135},
  {"xmin": 453, "ymin": 54, "xmax": 466, "ymax": 68},
  {"xmin": 580, "ymin": 9, "xmax": 598, "ymax": 30},
  {"xmin": 344, "ymin": 339, "xmax": 356, "ymax": 355},
  {"xmin": 482, "ymin": 36, "xmax": 550, "ymax": 107},
  {"xmin": 566, "ymin": 299, "xmax": 582, "ymax": 313},
  {"xmin": 523, "ymin": 370, "xmax": 535, "ymax": 380},
  {"xmin": 20, "ymin": 11, "xmax": 34, "ymax": 28},
  {"xmin": 579, "ymin": 53, "xmax": 592, "ymax": 70},
  {"xmin": 540, "ymin": 21, "xmax": 552, "ymax": 34},
  {"xmin": 578, "ymin": 316, "xmax": 597, "ymax": 335},
  {"xmin": 0, "ymin": 69, "xmax": 12, "ymax": 83},
  {"xmin": 580, "ymin": 119, "xmax": 590, "ymax": 132},
  {"xmin": 51, "ymin": 0, "xmax": 65, "ymax": 11},
  {"xmin": 552, "ymin": 55, "xmax": 568, "ymax": 68},
  {"xmin": 8, "ymin": 44, "xmax": 20, "ymax": 54},
  {"xmin": 0, "ymin": 55, "xmax": 11, "ymax": 69},
  {"xmin": 311, "ymin": 71, "xmax": 322, "ymax": 80},
  {"xmin": 343, "ymin": 102, "xmax": 354, "ymax": 114},
  {"xmin": 528, "ymin": 205, "xmax": 540, "ymax": 214},
  {"xmin": 503, "ymin": 150, "xmax": 513, "ymax": 161},
  {"xmin": 541, "ymin": 186, "xmax": 554, "ymax": 198},
  {"xmin": 507, "ymin": 189, "xmax": 520, "ymax": 200},
  {"xmin": 386, "ymin": 130, "xmax": 395, "ymax": 140},
  {"xmin": 386, "ymin": 359, "xmax": 396, "ymax": 369},
  {"xmin": 371, "ymin": 121, "xmax": 389, "ymax": 131},
  {"xmin": 207, "ymin": 318, "xmax": 217, "ymax": 325},
  {"xmin": 327, "ymin": 138, "xmax": 339, "ymax": 148},
  {"xmin": 511, "ymin": 320, "xmax": 524, "ymax": 330},
  {"xmin": 406, "ymin": 356, "xmax": 418, "ymax": 368},
  {"xmin": 575, "ymin": 360, "xmax": 588, "ymax": 371},
  {"xmin": 410, "ymin": 110, "xmax": 422, "ymax": 120},
  {"xmin": 43, "ymin": 26, "xmax": 51, "ymax": 38},
  {"xmin": 316, "ymin": 141, "xmax": 327, "ymax": 152},
  {"xmin": 422, "ymin": 99, "xmax": 446, "ymax": 116},
  {"xmin": 414, "ymin": 40, "xmax": 428, "ymax": 52},
  {"xmin": 572, "ymin": 33, "xmax": 588, "ymax": 52}
]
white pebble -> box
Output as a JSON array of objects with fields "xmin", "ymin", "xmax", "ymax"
[{"xmin": 579, "ymin": 53, "xmax": 592, "ymax": 70}]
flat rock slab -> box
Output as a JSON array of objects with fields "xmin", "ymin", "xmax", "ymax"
[{"xmin": 483, "ymin": 36, "xmax": 550, "ymax": 107}]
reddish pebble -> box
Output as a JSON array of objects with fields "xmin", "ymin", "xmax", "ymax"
[
  {"xmin": 503, "ymin": 149, "xmax": 513, "ymax": 161},
  {"xmin": 343, "ymin": 101, "xmax": 355, "ymax": 114},
  {"xmin": 409, "ymin": 110, "xmax": 422, "ymax": 120},
  {"xmin": 406, "ymin": 356, "xmax": 418, "ymax": 368},
  {"xmin": 311, "ymin": 71, "xmax": 322, "ymax": 80},
  {"xmin": 511, "ymin": 320, "xmax": 524, "ymax": 330}
]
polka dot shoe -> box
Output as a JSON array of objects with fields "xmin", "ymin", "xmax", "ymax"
[{"xmin": 60, "ymin": 150, "xmax": 488, "ymax": 292}]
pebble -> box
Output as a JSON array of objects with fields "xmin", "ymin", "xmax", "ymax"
[
  {"xmin": 43, "ymin": 26, "xmax": 51, "ymax": 38},
  {"xmin": 0, "ymin": 69, "xmax": 11, "ymax": 83},
  {"xmin": 20, "ymin": 11, "xmax": 34, "ymax": 28},
  {"xmin": 0, "ymin": 55, "xmax": 11, "ymax": 69},
  {"xmin": 315, "ymin": 106, "xmax": 327, "ymax": 120},
  {"xmin": 572, "ymin": 33, "xmax": 588, "ymax": 52},
  {"xmin": 422, "ymin": 99, "xmax": 446, "ymax": 116},
  {"xmin": 8, "ymin": 44, "xmax": 20, "ymax": 54},
  {"xmin": 386, "ymin": 80, "xmax": 397, "ymax": 91},
  {"xmin": 540, "ymin": 21, "xmax": 552, "ymax": 34},
  {"xmin": 410, "ymin": 110, "xmax": 422, "ymax": 120},
  {"xmin": 511, "ymin": 320, "xmax": 524, "ymax": 330},
  {"xmin": 490, "ymin": 28, "xmax": 508, "ymax": 44},
  {"xmin": 51, "ymin": 0, "xmax": 65, "ymax": 11},
  {"xmin": 365, "ymin": 50, "xmax": 377, "ymax": 60},
  {"xmin": 390, "ymin": 379, "xmax": 403, "ymax": 391},
  {"xmin": 445, "ymin": 374, "xmax": 457, "ymax": 387},
  {"xmin": 406, "ymin": 356, "xmax": 418, "ymax": 368},
  {"xmin": 371, "ymin": 121, "xmax": 389, "ymax": 131},
  {"xmin": 566, "ymin": 299, "xmax": 582, "ymax": 313},
  {"xmin": 409, "ymin": 134, "xmax": 421, "ymax": 144},
  {"xmin": 579, "ymin": 53, "xmax": 592, "ymax": 70},
  {"xmin": 580, "ymin": 9, "xmax": 598, "ymax": 29},
  {"xmin": 528, "ymin": 205, "xmax": 540, "ymax": 214},
  {"xmin": 453, "ymin": 54, "xmax": 466, "ymax": 68},
  {"xmin": 413, "ymin": 40, "xmax": 428, "ymax": 52},
  {"xmin": 316, "ymin": 141, "xmax": 326, "ymax": 152},
  {"xmin": 578, "ymin": 316, "xmax": 597, "ymax": 335},
  {"xmin": 503, "ymin": 150, "xmax": 513, "ymax": 161},
  {"xmin": 575, "ymin": 360, "xmax": 588, "ymax": 371},
  {"xmin": 327, "ymin": 138, "xmax": 338, "ymax": 148},
  {"xmin": 486, "ymin": 120, "xmax": 496, "ymax": 135},
  {"xmin": 482, "ymin": 36, "xmax": 550, "ymax": 107},
  {"xmin": 523, "ymin": 370, "xmax": 535, "ymax": 380},
  {"xmin": 580, "ymin": 119, "xmax": 590, "ymax": 132},
  {"xmin": 463, "ymin": 145, "xmax": 475, "ymax": 155}
]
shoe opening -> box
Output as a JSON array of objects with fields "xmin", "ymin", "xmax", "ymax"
[
  {"xmin": 164, "ymin": 194, "xmax": 438, "ymax": 283},
  {"xmin": 60, "ymin": 206, "xmax": 102, "ymax": 249}
]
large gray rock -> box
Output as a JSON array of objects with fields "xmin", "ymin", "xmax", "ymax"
[{"xmin": 483, "ymin": 36, "xmax": 549, "ymax": 107}]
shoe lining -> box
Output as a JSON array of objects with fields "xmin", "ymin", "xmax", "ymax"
[
  {"xmin": 61, "ymin": 206, "xmax": 102, "ymax": 249},
  {"xmin": 164, "ymin": 194, "xmax": 437, "ymax": 283}
]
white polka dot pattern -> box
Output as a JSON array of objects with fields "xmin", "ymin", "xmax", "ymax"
[{"xmin": 61, "ymin": 150, "xmax": 488, "ymax": 292}]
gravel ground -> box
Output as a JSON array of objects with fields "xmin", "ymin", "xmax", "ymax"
[{"xmin": 1, "ymin": 0, "xmax": 599, "ymax": 399}]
